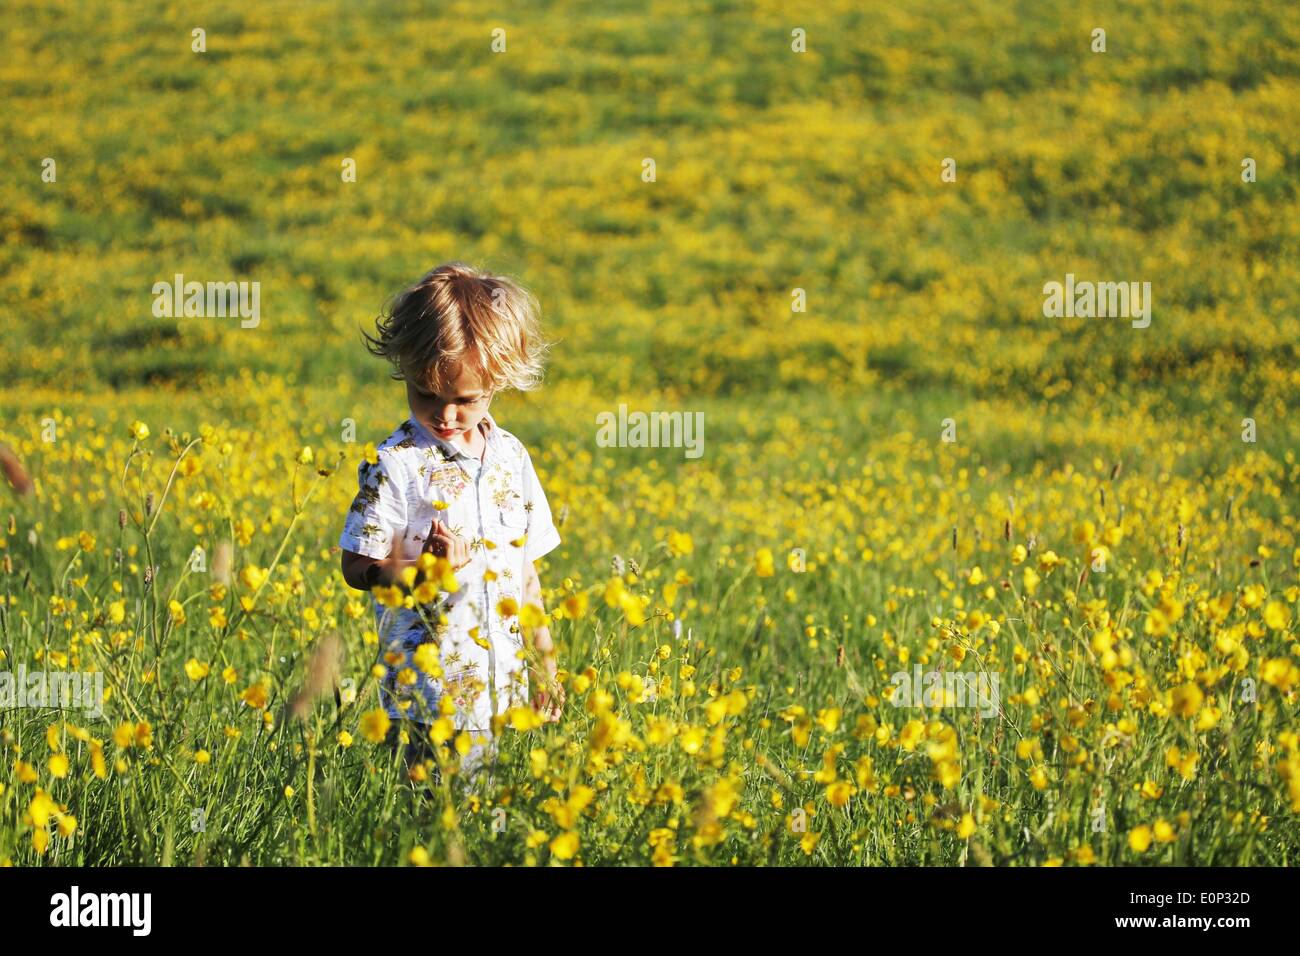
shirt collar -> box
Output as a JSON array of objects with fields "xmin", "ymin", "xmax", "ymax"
[{"xmin": 412, "ymin": 411, "xmax": 500, "ymax": 461}]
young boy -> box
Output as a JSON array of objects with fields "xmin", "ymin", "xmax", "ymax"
[{"xmin": 338, "ymin": 262, "xmax": 564, "ymax": 783}]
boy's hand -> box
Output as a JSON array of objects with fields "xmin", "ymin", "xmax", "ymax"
[
  {"xmin": 532, "ymin": 674, "xmax": 565, "ymax": 722},
  {"xmin": 530, "ymin": 624, "xmax": 563, "ymax": 722},
  {"xmin": 425, "ymin": 517, "xmax": 471, "ymax": 571}
]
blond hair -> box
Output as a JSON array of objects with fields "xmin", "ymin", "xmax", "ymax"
[{"xmin": 363, "ymin": 262, "xmax": 549, "ymax": 393}]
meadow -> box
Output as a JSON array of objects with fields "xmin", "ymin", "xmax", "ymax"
[{"xmin": 0, "ymin": 0, "xmax": 1297, "ymax": 865}]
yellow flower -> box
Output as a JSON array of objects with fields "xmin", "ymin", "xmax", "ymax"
[
  {"xmin": 429, "ymin": 717, "xmax": 455, "ymax": 745},
  {"xmin": 825, "ymin": 780, "xmax": 854, "ymax": 807},
  {"xmin": 1128, "ymin": 825, "xmax": 1153, "ymax": 853},
  {"xmin": 520, "ymin": 603, "xmax": 547, "ymax": 630},
  {"xmin": 935, "ymin": 759, "xmax": 963, "ymax": 789},
  {"xmin": 529, "ymin": 749, "xmax": 549, "ymax": 777},
  {"xmin": 48, "ymin": 754, "xmax": 69, "ymax": 779},
  {"xmin": 957, "ymin": 813, "xmax": 976, "ymax": 839},
  {"xmin": 359, "ymin": 709, "xmax": 391, "ymax": 744},
  {"xmin": 128, "ymin": 420, "xmax": 150, "ymax": 441},
  {"xmin": 508, "ymin": 706, "xmax": 544, "ymax": 731},
  {"xmin": 651, "ymin": 839, "xmax": 678, "ymax": 867},
  {"xmin": 855, "ymin": 755, "xmax": 877, "ymax": 790},
  {"xmin": 1170, "ymin": 683, "xmax": 1203, "ymax": 719},
  {"xmin": 1022, "ymin": 567, "xmax": 1040, "ymax": 595},
  {"xmin": 755, "ymin": 548, "xmax": 775, "ymax": 577},
  {"xmin": 239, "ymin": 565, "xmax": 268, "ymax": 590},
  {"xmin": 28, "ymin": 790, "xmax": 58, "ymax": 828},
  {"xmin": 1264, "ymin": 602, "xmax": 1291, "ymax": 630},
  {"xmin": 1262, "ymin": 657, "xmax": 1299, "ymax": 691},
  {"xmin": 549, "ymin": 831, "xmax": 580, "ymax": 860},
  {"xmin": 337, "ymin": 730, "xmax": 353, "ymax": 748},
  {"xmin": 667, "ymin": 530, "xmax": 694, "ymax": 556},
  {"xmin": 240, "ymin": 683, "xmax": 269, "ymax": 710},
  {"xmin": 184, "ymin": 658, "xmax": 210, "ymax": 681},
  {"xmin": 408, "ymin": 846, "xmax": 433, "ymax": 866},
  {"xmin": 412, "ymin": 644, "xmax": 442, "ymax": 677},
  {"xmin": 373, "ymin": 584, "xmax": 405, "ymax": 608},
  {"xmin": 678, "ymin": 725, "xmax": 706, "ymax": 755},
  {"xmin": 497, "ymin": 597, "xmax": 519, "ymax": 618},
  {"xmin": 562, "ymin": 592, "xmax": 589, "ymax": 619},
  {"xmin": 898, "ymin": 720, "xmax": 925, "ymax": 751}
]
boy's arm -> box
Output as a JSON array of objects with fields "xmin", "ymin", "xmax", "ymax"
[
  {"xmin": 523, "ymin": 558, "xmax": 563, "ymax": 719},
  {"xmin": 339, "ymin": 449, "xmax": 411, "ymax": 590},
  {"xmin": 341, "ymin": 518, "xmax": 471, "ymax": 591},
  {"xmin": 340, "ymin": 549, "xmax": 414, "ymax": 591}
]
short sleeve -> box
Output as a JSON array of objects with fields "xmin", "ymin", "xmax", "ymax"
[
  {"xmin": 522, "ymin": 449, "xmax": 561, "ymax": 563},
  {"xmin": 338, "ymin": 450, "xmax": 408, "ymax": 560}
]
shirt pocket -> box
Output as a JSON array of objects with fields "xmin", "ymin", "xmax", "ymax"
[{"xmin": 485, "ymin": 494, "xmax": 529, "ymax": 554}]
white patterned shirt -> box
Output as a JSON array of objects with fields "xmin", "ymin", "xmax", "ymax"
[{"xmin": 338, "ymin": 411, "xmax": 561, "ymax": 729}]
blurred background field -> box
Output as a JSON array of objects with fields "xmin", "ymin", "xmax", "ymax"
[
  {"xmin": 3, "ymin": 0, "xmax": 1298, "ymax": 414},
  {"xmin": 0, "ymin": 0, "xmax": 1297, "ymax": 866}
]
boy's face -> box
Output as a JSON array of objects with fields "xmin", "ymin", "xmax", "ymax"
[{"xmin": 406, "ymin": 363, "xmax": 493, "ymax": 442}]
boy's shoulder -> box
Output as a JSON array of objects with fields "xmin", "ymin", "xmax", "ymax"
[
  {"xmin": 375, "ymin": 418, "xmax": 427, "ymax": 458},
  {"xmin": 362, "ymin": 420, "xmax": 436, "ymax": 481},
  {"xmin": 488, "ymin": 419, "xmax": 530, "ymax": 462}
]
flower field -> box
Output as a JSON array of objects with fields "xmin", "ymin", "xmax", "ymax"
[{"xmin": 0, "ymin": 0, "xmax": 1297, "ymax": 866}]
